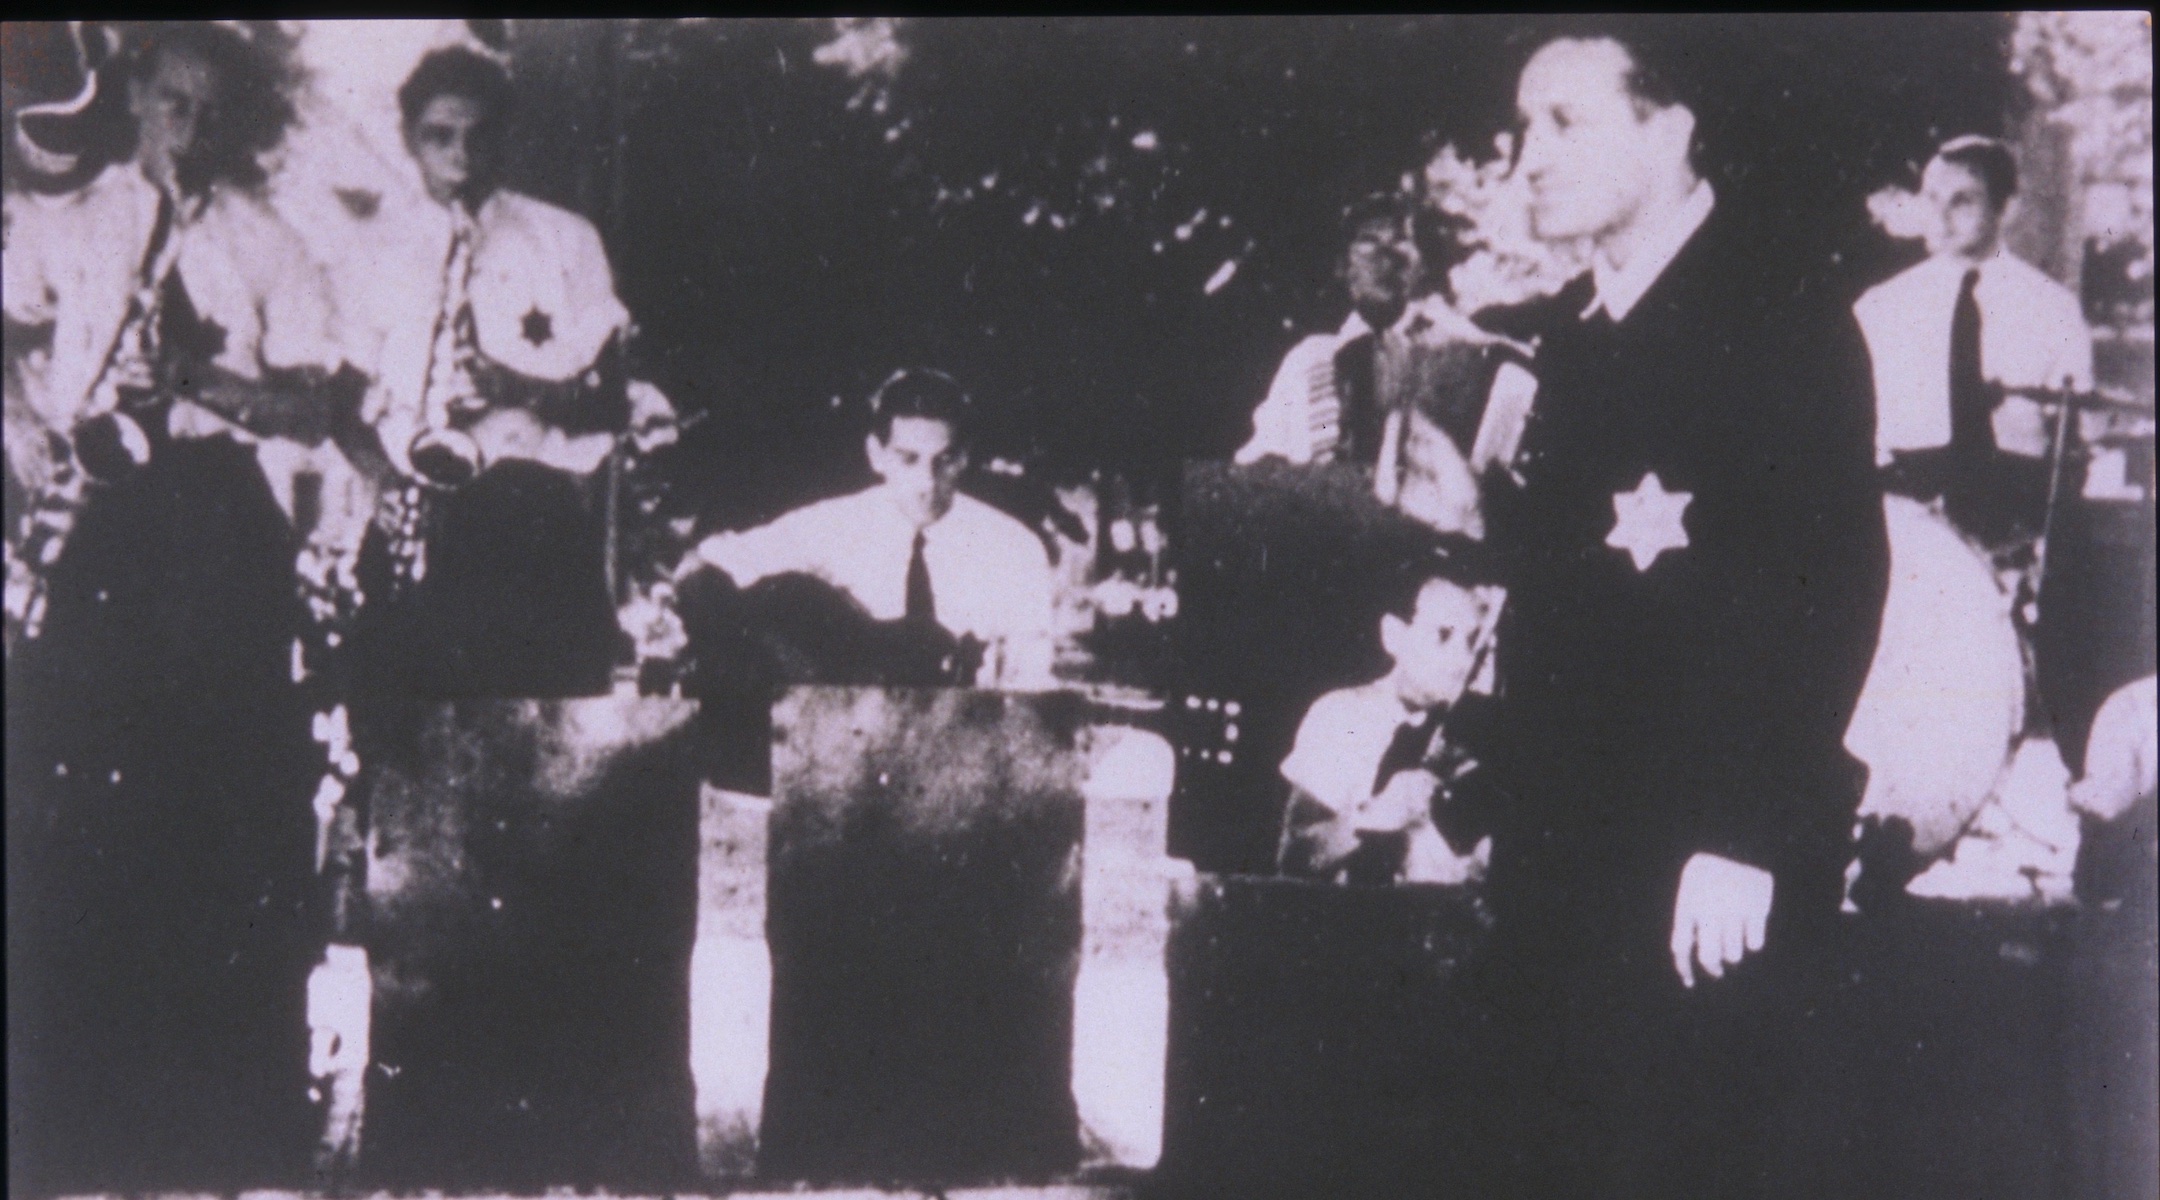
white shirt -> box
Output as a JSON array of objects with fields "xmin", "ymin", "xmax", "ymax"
[
  {"xmin": 1584, "ymin": 179, "xmax": 1717, "ymax": 324},
  {"xmin": 1279, "ymin": 678, "xmax": 1431, "ymax": 818},
  {"xmin": 3, "ymin": 163, "xmax": 344, "ymax": 433},
  {"xmin": 692, "ymin": 486, "xmax": 1057, "ymax": 688},
  {"xmin": 1853, "ymin": 248, "xmax": 2094, "ymax": 462},
  {"xmin": 2076, "ymin": 675, "xmax": 2159, "ymax": 823},
  {"xmin": 347, "ymin": 188, "xmax": 631, "ymax": 477},
  {"xmin": 4, "ymin": 163, "xmax": 355, "ymax": 535}
]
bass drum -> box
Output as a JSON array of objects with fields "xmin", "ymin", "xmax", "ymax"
[{"xmin": 1845, "ymin": 494, "xmax": 2026, "ymax": 858}]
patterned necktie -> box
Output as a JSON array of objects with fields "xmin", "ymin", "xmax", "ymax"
[
  {"xmin": 905, "ymin": 528, "xmax": 936, "ymax": 624},
  {"xmin": 1947, "ymin": 267, "xmax": 1994, "ymax": 467},
  {"xmin": 1371, "ymin": 706, "xmax": 1445, "ymax": 795},
  {"xmin": 87, "ymin": 188, "xmax": 179, "ymax": 421},
  {"xmin": 379, "ymin": 207, "xmax": 482, "ymax": 598},
  {"xmin": 419, "ymin": 205, "xmax": 481, "ymax": 435}
]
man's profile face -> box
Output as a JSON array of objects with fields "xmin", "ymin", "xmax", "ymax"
[
  {"xmin": 1342, "ymin": 219, "xmax": 1421, "ymax": 329},
  {"xmin": 406, "ymin": 93, "xmax": 497, "ymax": 208},
  {"xmin": 1381, "ymin": 579, "xmax": 1486, "ymax": 711},
  {"xmin": 867, "ymin": 415, "xmax": 966, "ymax": 529},
  {"xmin": 1514, "ymin": 38, "xmax": 1685, "ymax": 245},
  {"xmin": 1919, "ymin": 158, "xmax": 2004, "ymax": 261},
  {"xmin": 129, "ymin": 48, "xmax": 218, "ymax": 190}
]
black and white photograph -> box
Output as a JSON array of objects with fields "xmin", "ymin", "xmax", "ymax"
[{"xmin": 3, "ymin": 15, "xmax": 2153, "ymax": 1200}]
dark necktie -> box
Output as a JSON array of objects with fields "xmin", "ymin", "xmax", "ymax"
[
  {"xmin": 113, "ymin": 191, "xmax": 185, "ymax": 440},
  {"xmin": 98, "ymin": 190, "xmax": 175, "ymax": 393},
  {"xmin": 143, "ymin": 189, "xmax": 177, "ymax": 281},
  {"xmin": 1333, "ymin": 332, "xmax": 1383, "ymax": 466},
  {"xmin": 1371, "ymin": 706, "xmax": 1445, "ymax": 795},
  {"xmin": 156, "ymin": 263, "xmax": 208, "ymax": 363},
  {"xmin": 904, "ymin": 528, "xmax": 936, "ymax": 625},
  {"xmin": 1948, "ymin": 267, "xmax": 1995, "ymax": 468}
]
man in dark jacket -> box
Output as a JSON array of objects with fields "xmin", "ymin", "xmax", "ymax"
[{"xmin": 1474, "ymin": 29, "xmax": 1890, "ymax": 1198}]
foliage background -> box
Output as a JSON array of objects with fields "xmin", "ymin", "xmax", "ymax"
[{"xmin": 543, "ymin": 15, "xmax": 2038, "ymax": 526}]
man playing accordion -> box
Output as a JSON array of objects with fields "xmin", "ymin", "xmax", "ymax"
[{"xmin": 1234, "ymin": 192, "xmax": 1538, "ymax": 541}]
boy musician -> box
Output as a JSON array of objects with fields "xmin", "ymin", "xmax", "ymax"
[{"xmin": 1277, "ymin": 551, "xmax": 1501, "ymax": 886}]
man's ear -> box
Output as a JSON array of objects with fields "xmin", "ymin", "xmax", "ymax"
[
  {"xmin": 1651, "ymin": 103, "xmax": 1696, "ymax": 170},
  {"xmin": 864, "ymin": 432, "xmax": 889, "ymax": 476},
  {"xmin": 1995, "ymin": 194, "xmax": 2021, "ymax": 236},
  {"xmin": 1380, "ymin": 612, "xmax": 1407, "ymax": 661}
]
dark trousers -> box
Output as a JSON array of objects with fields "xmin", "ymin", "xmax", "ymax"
[
  {"xmin": 6, "ymin": 436, "xmax": 318, "ymax": 1196},
  {"xmin": 1467, "ymin": 868, "xmax": 1845, "ymax": 1200}
]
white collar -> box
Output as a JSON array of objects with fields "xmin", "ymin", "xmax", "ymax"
[
  {"xmin": 1339, "ymin": 293, "xmax": 1458, "ymax": 343},
  {"xmin": 1927, "ymin": 245, "xmax": 2009, "ymax": 280},
  {"xmin": 115, "ymin": 162, "xmax": 204, "ymax": 226},
  {"xmin": 1584, "ymin": 179, "xmax": 1716, "ymax": 323},
  {"xmin": 1348, "ymin": 675, "xmax": 1435, "ymax": 724},
  {"xmin": 875, "ymin": 484, "xmax": 951, "ymax": 537}
]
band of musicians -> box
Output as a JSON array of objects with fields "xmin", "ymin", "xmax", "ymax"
[{"xmin": 4, "ymin": 19, "xmax": 2154, "ymax": 1200}]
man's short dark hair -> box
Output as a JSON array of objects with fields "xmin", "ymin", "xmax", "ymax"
[
  {"xmin": 398, "ymin": 47, "xmax": 514, "ymax": 132},
  {"xmin": 1516, "ymin": 18, "xmax": 1713, "ymax": 177},
  {"xmin": 868, "ymin": 368, "xmax": 973, "ymax": 445},
  {"xmin": 1376, "ymin": 535, "xmax": 1498, "ymax": 621},
  {"xmin": 1341, "ymin": 191, "xmax": 1417, "ymax": 247},
  {"xmin": 1933, "ymin": 135, "xmax": 2019, "ymax": 210}
]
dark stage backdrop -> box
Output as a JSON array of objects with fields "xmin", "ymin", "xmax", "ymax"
[{"xmin": 490, "ymin": 16, "xmax": 2022, "ymax": 530}]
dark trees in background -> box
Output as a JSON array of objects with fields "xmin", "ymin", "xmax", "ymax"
[
  {"xmin": 2, "ymin": 16, "xmax": 2028, "ymax": 508},
  {"xmin": 170, "ymin": 16, "xmax": 1994, "ymax": 526}
]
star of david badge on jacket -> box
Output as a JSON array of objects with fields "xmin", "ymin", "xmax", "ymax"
[
  {"xmin": 1606, "ymin": 471, "xmax": 1691, "ymax": 571},
  {"xmin": 520, "ymin": 306, "xmax": 555, "ymax": 347}
]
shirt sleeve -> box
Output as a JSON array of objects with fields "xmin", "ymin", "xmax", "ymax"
[
  {"xmin": 1279, "ymin": 693, "xmax": 1362, "ymax": 817},
  {"xmin": 1, "ymin": 192, "xmax": 59, "ymax": 330},
  {"xmin": 2046, "ymin": 286, "xmax": 2095, "ymax": 392},
  {"xmin": 2079, "ymin": 676, "xmax": 2159, "ymax": 822},
  {"xmin": 255, "ymin": 207, "xmax": 347, "ymax": 376},
  {"xmin": 565, "ymin": 215, "xmax": 632, "ymax": 342},
  {"xmin": 989, "ymin": 538, "xmax": 1057, "ymax": 689},
  {"xmin": 472, "ymin": 200, "xmax": 631, "ymax": 382},
  {"xmin": 1234, "ymin": 336, "xmax": 1329, "ymax": 465},
  {"xmin": 694, "ymin": 504, "xmax": 827, "ymax": 589}
]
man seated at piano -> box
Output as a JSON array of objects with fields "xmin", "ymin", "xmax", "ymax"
[
  {"xmin": 1277, "ymin": 548, "xmax": 1502, "ymax": 886},
  {"xmin": 1234, "ymin": 192, "xmax": 1537, "ymax": 540},
  {"xmin": 674, "ymin": 368, "xmax": 1056, "ymax": 792}
]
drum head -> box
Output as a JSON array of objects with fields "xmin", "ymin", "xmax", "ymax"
[{"xmin": 1846, "ymin": 495, "xmax": 2025, "ymax": 857}]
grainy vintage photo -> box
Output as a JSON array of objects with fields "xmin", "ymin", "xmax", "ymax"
[{"xmin": 3, "ymin": 16, "xmax": 2153, "ymax": 1200}]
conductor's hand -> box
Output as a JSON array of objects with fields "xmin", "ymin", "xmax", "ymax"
[
  {"xmin": 1353, "ymin": 769, "xmax": 1440, "ymax": 836},
  {"xmin": 1670, "ymin": 852, "xmax": 1773, "ymax": 988}
]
